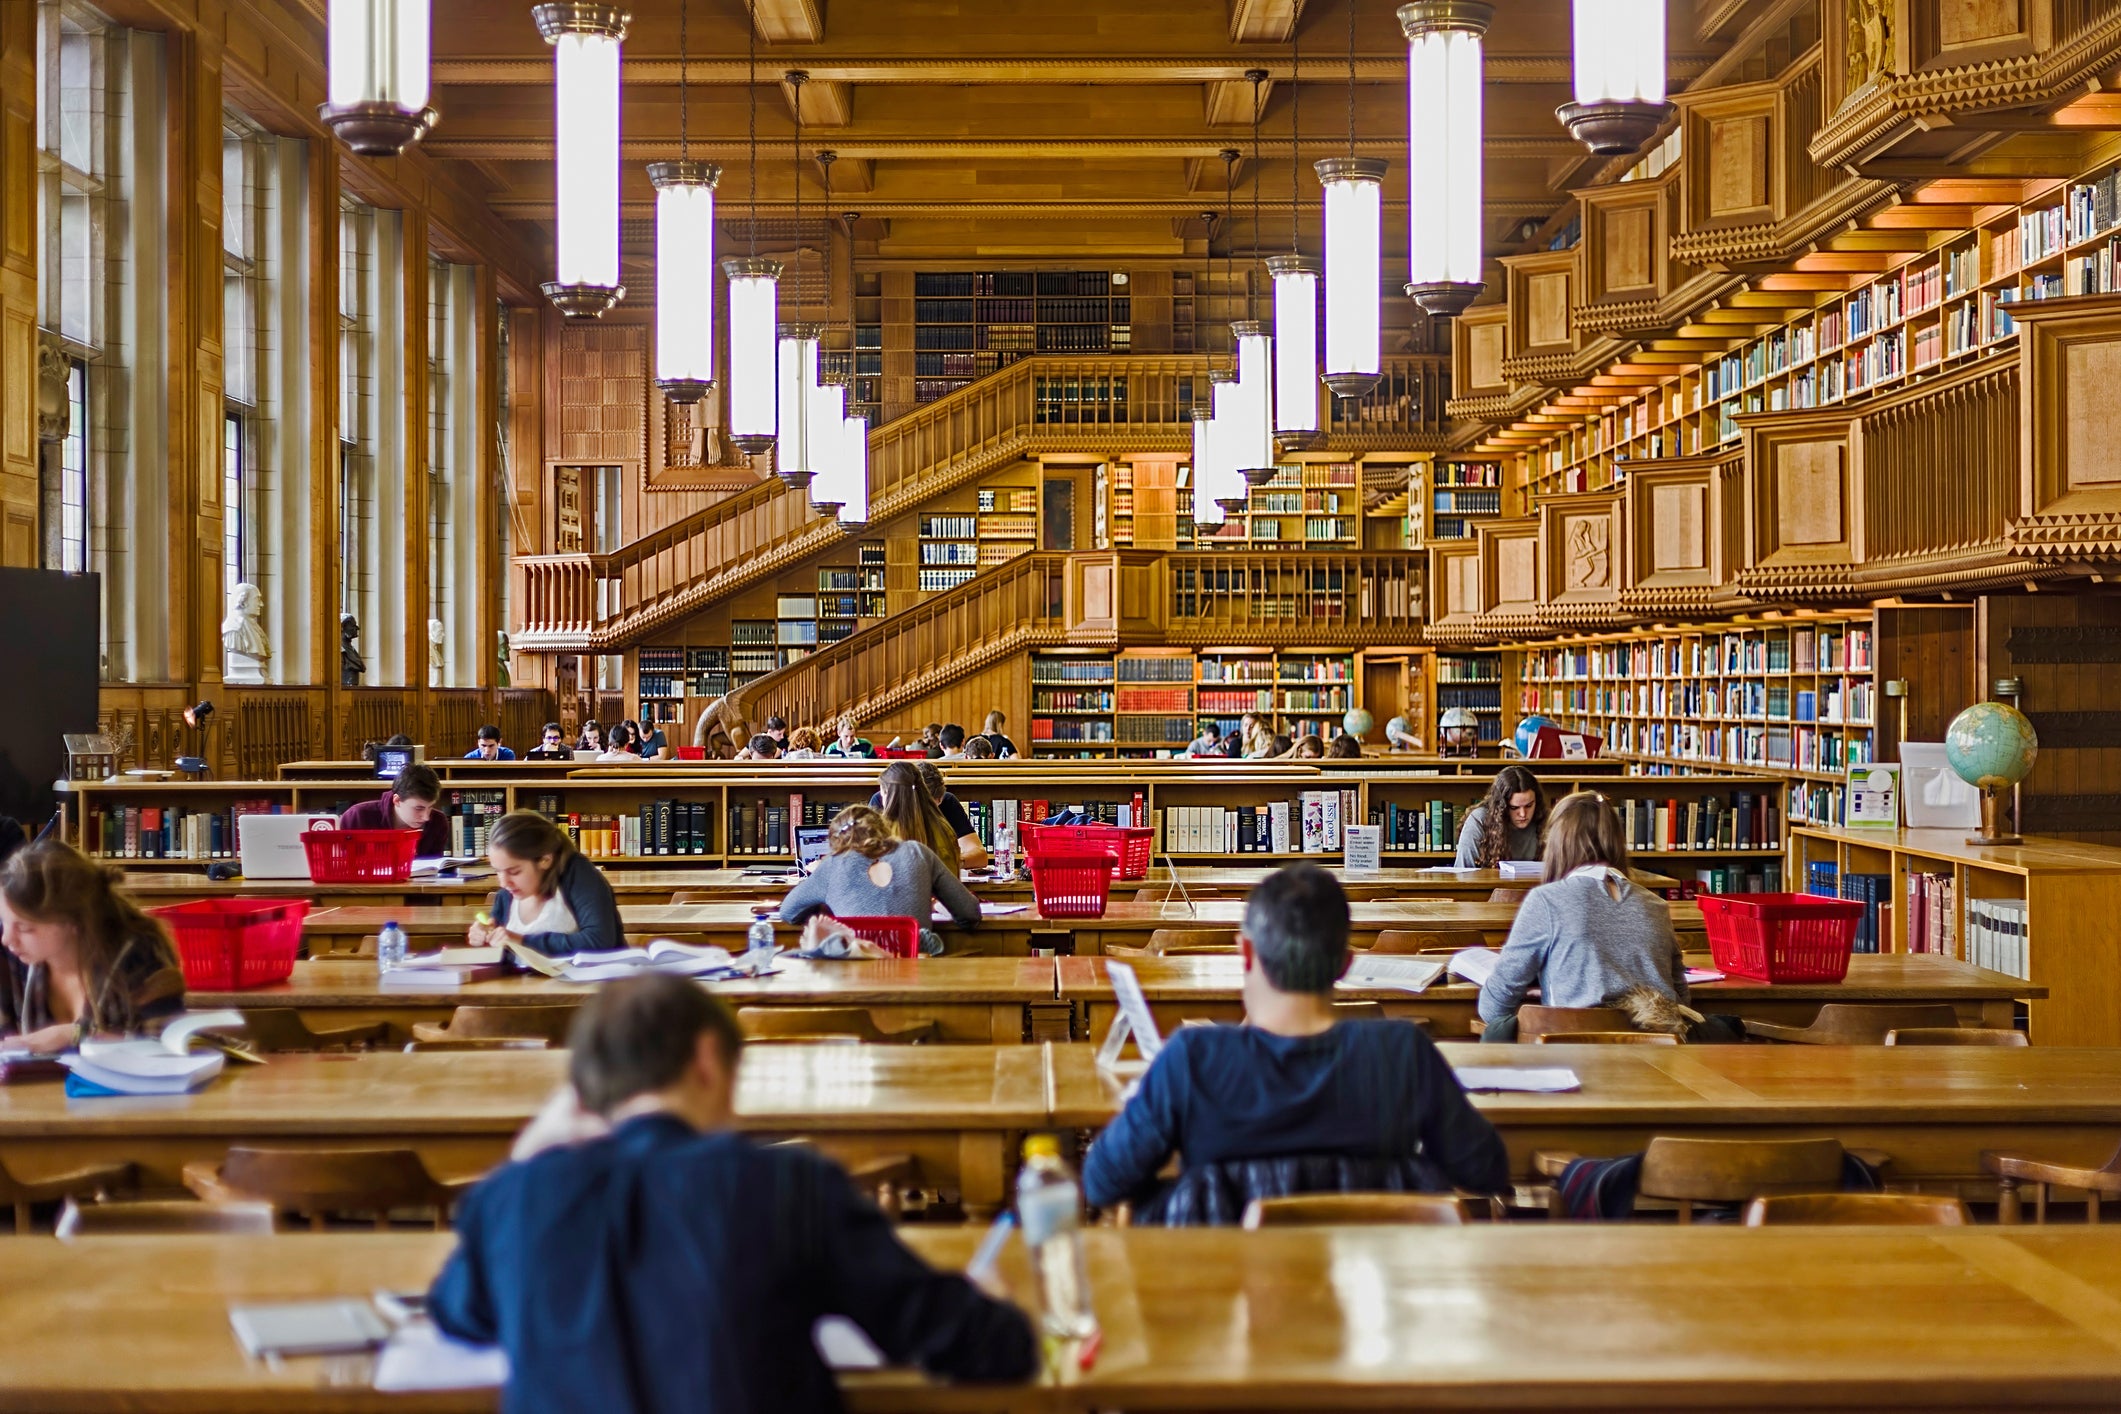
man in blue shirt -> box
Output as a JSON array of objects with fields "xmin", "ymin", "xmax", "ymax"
[
  {"xmin": 1082, "ymin": 863, "xmax": 1510, "ymax": 1224},
  {"xmin": 465, "ymin": 725, "xmax": 516, "ymax": 760},
  {"xmin": 429, "ymin": 974, "xmax": 1039, "ymax": 1414}
]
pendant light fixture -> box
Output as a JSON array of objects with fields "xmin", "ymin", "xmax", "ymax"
[
  {"xmin": 322, "ymin": 0, "xmax": 437, "ymax": 155},
  {"xmin": 1316, "ymin": 0, "xmax": 1384, "ymax": 399},
  {"xmin": 1236, "ymin": 70, "xmax": 1280, "ymax": 489},
  {"xmin": 649, "ymin": 0, "xmax": 717, "ymax": 404},
  {"xmin": 774, "ymin": 70, "xmax": 818, "ymax": 492},
  {"xmin": 534, "ymin": 2, "xmax": 627, "ymax": 319},
  {"xmin": 1267, "ymin": 24, "xmax": 1323, "ymax": 453},
  {"xmin": 1192, "ymin": 206, "xmax": 1226, "ymax": 532},
  {"xmin": 1400, "ymin": 0, "xmax": 1491, "ymax": 318},
  {"xmin": 822, "ymin": 190, "xmax": 865, "ymax": 527},
  {"xmin": 1559, "ymin": 0, "xmax": 1671, "ymax": 154},
  {"xmin": 724, "ymin": 3, "xmax": 779, "ymax": 457}
]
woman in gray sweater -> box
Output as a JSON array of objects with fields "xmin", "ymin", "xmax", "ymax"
[
  {"xmin": 781, "ymin": 806, "xmax": 982, "ymax": 945},
  {"xmin": 1477, "ymin": 791, "xmax": 1687, "ymax": 1042},
  {"xmin": 1454, "ymin": 764, "xmax": 1549, "ymax": 869}
]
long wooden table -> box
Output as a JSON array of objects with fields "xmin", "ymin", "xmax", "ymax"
[
  {"xmin": 299, "ymin": 898, "xmax": 1708, "ymax": 957},
  {"xmin": 15, "ymin": 1226, "xmax": 2121, "ymax": 1411},
  {"xmin": 121, "ymin": 863, "xmax": 1675, "ymax": 906},
  {"xmin": 1062, "ymin": 952, "xmax": 2041, "ymax": 1041},
  {"xmin": 0, "ymin": 1047, "xmax": 1048, "ymax": 1218},
  {"xmin": 194, "ymin": 957, "xmax": 1069, "ymax": 1045},
  {"xmin": 191, "ymin": 952, "xmax": 2038, "ymax": 1046},
  {"xmin": 6, "ymin": 1045, "xmax": 2116, "ymax": 1208}
]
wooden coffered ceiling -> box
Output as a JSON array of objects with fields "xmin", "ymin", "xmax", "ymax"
[{"xmin": 413, "ymin": 0, "xmax": 1780, "ymax": 267}]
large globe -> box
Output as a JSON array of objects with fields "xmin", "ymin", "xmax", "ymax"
[
  {"xmin": 1341, "ymin": 708, "xmax": 1374, "ymax": 741},
  {"xmin": 1944, "ymin": 701, "xmax": 2039, "ymax": 789},
  {"xmin": 1513, "ymin": 714, "xmax": 1557, "ymax": 757}
]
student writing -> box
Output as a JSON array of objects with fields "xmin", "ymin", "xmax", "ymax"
[
  {"xmin": 468, "ymin": 811, "xmax": 624, "ymax": 958},
  {"xmin": 0, "ymin": 840, "xmax": 187, "ymax": 1050}
]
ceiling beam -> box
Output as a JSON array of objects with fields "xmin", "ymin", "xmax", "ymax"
[
  {"xmin": 429, "ymin": 55, "xmax": 1711, "ymax": 87},
  {"xmin": 482, "ymin": 195, "xmax": 1560, "ymax": 220},
  {"xmin": 750, "ymin": 0, "xmax": 823, "ymax": 44},
  {"xmin": 419, "ymin": 134, "xmax": 1586, "ymax": 162},
  {"xmin": 1227, "ymin": 0, "xmax": 1303, "ymax": 43},
  {"xmin": 780, "ymin": 74, "xmax": 852, "ymax": 125},
  {"xmin": 1205, "ymin": 76, "xmax": 1272, "ymax": 125}
]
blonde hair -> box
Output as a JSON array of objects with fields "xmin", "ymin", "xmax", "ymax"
[
  {"xmin": 1540, "ymin": 792, "xmax": 1631, "ymax": 883},
  {"xmin": 827, "ymin": 804, "xmax": 897, "ymax": 861},
  {"xmin": 982, "ymin": 710, "xmax": 1006, "ymax": 733},
  {"xmin": 836, "ymin": 713, "xmax": 860, "ymax": 735},
  {"xmin": 877, "ymin": 761, "xmax": 962, "ymax": 872}
]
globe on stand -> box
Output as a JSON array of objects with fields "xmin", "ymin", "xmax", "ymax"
[
  {"xmin": 1341, "ymin": 708, "xmax": 1375, "ymax": 742},
  {"xmin": 1944, "ymin": 701, "xmax": 2039, "ymax": 847}
]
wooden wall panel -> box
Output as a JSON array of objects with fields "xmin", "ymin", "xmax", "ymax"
[
  {"xmin": 1875, "ymin": 604, "xmax": 1977, "ymax": 768},
  {"xmin": 1604, "ymin": 207, "xmax": 1653, "ymax": 292},
  {"xmin": 2064, "ymin": 340, "xmax": 2121, "ymax": 489},
  {"xmin": 1708, "ymin": 117, "xmax": 1768, "ymax": 216},
  {"xmin": 1526, "ymin": 273, "xmax": 1571, "ymax": 348},
  {"xmin": 861, "ymin": 651, "xmax": 1030, "ymax": 751},
  {"xmin": 1651, "ymin": 483, "xmax": 1707, "ymax": 573},
  {"xmin": 1776, "ymin": 441, "xmax": 1846, "ymax": 546},
  {"xmin": 1979, "ymin": 593, "xmax": 2121, "ymax": 846}
]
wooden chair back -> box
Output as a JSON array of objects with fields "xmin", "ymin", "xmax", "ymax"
[
  {"xmin": 0, "ymin": 1159, "xmax": 136, "ymax": 1234},
  {"xmin": 1534, "ymin": 1030, "xmax": 1680, "ymax": 1045},
  {"xmin": 670, "ymin": 890, "xmax": 723, "ymax": 904},
  {"xmin": 1639, "ymin": 1137, "xmax": 1847, "ymax": 1222},
  {"xmin": 1369, "ymin": 929, "xmax": 1488, "ymax": 956},
  {"xmin": 1242, "ymin": 1193, "xmax": 1473, "ymax": 1228},
  {"xmin": 1488, "ymin": 887, "xmax": 1525, "ymax": 903},
  {"xmin": 418, "ymin": 1004, "xmax": 582, "ymax": 1046},
  {"xmin": 1146, "ymin": 928, "xmax": 1237, "ymax": 955},
  {"xmin": 742, "ymin": 1034, "xmax": 864, "ymax": 1045},
  {"xmin": 1330, "ymin": 1002, "xmax": 1386, "ymax": 1022},
  {"xmin": 737, "ymin": 1007, "xmax": 938, "ymax": 1044},
  {"xmin": 184, "ymin": 1146, "xmax": 467, "ymax": 1232},
  {"xmin": 1885, "ymin": 1027, "xmax": 2028, "ymax": 1047},
  {"xmin": 1743, "ymin": 1193, "xmax": 1969, "ymax": 1226},
  {"xmin": 1749, "ymin": 1003, "xmax": 1962, "ymax": 1045},
  {"xmin": 1984, "ymin": 1142, "xmax": 2121, "ymax": 1224},
  {"xmin": 238, "ymin": 1008, "xmax": 391, "ymax": 1053},
  {"xmin": 56, "ymin": 1198, "xmax": 276, "ymax": 1237},
  {"xmin": 1516, "ymin": 1005, "xmax": 1633, "ymax": 1040}
]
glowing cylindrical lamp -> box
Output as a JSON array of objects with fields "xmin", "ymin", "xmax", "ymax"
[
  {"xmin": 535, "ymin": 3, "xmax": 627, "ymax": 318},
  {"xmin": 723, "ymin": 256, "xmax": 781, "ymax": 456},
  {"xmin": 1560, "ymin": 0, "xmax": 1672, "ymax": 155},
  {"xmin": 648, "ymin": 161, "xmax": 718, "ymax": 404},
  {"xmin": 322, "ymin": 0, "xmax": 436, "ymax": 156},
  {"xmin": 1400, "ymin": 1, "xmax": 1491, "ymax": 317}
]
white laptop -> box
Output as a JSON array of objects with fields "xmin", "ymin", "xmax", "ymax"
[{"xmin": 237, "ymin": 814, "xmax": 339, "ymax": 880}]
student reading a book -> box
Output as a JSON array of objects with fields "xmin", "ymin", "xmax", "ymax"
[
  {"xmin": 962, "ymin": 735, "xmax": 995, "ymax": 760},
  {"xmin": 977, "ymin": 710, "xmax": 1018, "ymax": 759},
  {"xmin": 762, "ymin": 714, "xmax": 790, "ymax": 749},
  {"xmin": 576, "ymin": 720, "xmax": 606, "ymax": 754},
  {"xmin": 781, "ymin": 806, "xmax": 980, "ymax": 950},
  {"xmin": 428, "ymin": 974, "xmax": 1037, "ymax": 1414},
  {"xmin": 338, "ymin": 763, "xmax": 452, "ymax": 858},
  {"xmin": 1454, "ymin": 764, "xmax": 1549, "ymax": 869},
  {"xmin": 1283, "ymin": 734, "xmax": 1326, "ymax": 761},
  {"xmin": 0, "ymin": 840, "xmax": 187, "ymax": 1050},
  {"xmin": 871, "ymin": 761, "xmax": 969, "ymax": 875},
  {"xmin": 824, "ymin": 713, "xmax": 876, "ymax": 759},
  {"xmin": 937, "ymin": 723, "xmax": 968, "ymax": 758},
  {"xmin": 465, "ymin": 725, "xmax": 516, "ymax": 761},
  {"xmin": 467, "ymin": 811, "xmax": 624, "ymax": 958},
  {"xmin": 1081, "ymin": 864, "xmax": 1510, "ymax": 1225},
  {"xmin": 782, "ymin": 725, "xmax": 822, "ymax": 760},
  {"xmin": 1476, "ymin": 792, "xmax": 1724, "ymax": 1042},
  {"xmin": 734, "ymin": 733, "xmax": 782, "ymax": 762},
  {"xmin": 597, "ymin": 722, "xmax": 645, "ymax": 763}
]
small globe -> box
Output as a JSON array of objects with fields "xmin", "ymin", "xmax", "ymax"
[
  {"xmin": 1513, "ymin": 714, "xmax": 1557, "ymax": 757},
  {"xmin": 1341, "ymin": 708, "xmax": 1375, "ymax": 741},
  {"xmin": 1944, "ymin": 701, "xmax": 2039, "ymax": 789}
]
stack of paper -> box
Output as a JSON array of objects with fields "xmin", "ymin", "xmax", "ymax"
[
  {"xmin": 1496, "ymin": 860, "xmax": 1543, "ymax": 879},
  {"xmin": 371, "ymin": 1324, "xmax": 510, "ymax": 1392},
  {"xmin": 381, "ymin": 947, "xmax": 509, "ymax": 991},
  {"xmin": 1445, "ymin": 948, "xmax": 1500, "ymax": 986},
  {"xmin": 508, "ymin": 939, "xmax": 737, "ymax": 983},
  {"xmin": 1339, "ymin": 956, "xmax": 1445, "ymax": 994},
  {"xmin": 64, "ymin": 1009, "xmax": 245, "ymax": 1094},
  {"xmin": 1451, "ymin": 1067, "xmax": 1582, "ymax": 1093}
]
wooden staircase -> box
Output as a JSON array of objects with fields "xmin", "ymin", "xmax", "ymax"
[{"xmin": 511, "ymin": 354, "xmax": 1450, "ymax": 654}]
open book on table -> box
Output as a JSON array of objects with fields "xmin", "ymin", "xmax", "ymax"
[
  {"xmin": 63, "ymin": 1009, "xmax": 249, "ymax": 1094},
  {"xmin": 505, "ymin": 938, "xmax": 737, "ymax": 983}
]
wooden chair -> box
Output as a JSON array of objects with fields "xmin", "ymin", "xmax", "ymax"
[
  {"xmin": 1984, "ymin": 1143, "xmax": 2121, "ymax": 1223},
  {"xmin": 1331, "ymin": 1001, "xmax": 1385, "ymax": 1022},
  {"xmin": 1515, "ymin": 1005, "xmax": 1635, "ymax": 1041},
  {"xmin": 238, "ymin": 1008, "xmax": 392, "ymax": 1053},
  {"xmin": 56, "ymin": 1197, "xmax": 277, "ymax": 1237},
  {"xmin": 1368, "ymin": 929, "xmax": 1486, "ymax": 956},
  {"xmin": 1743, "ymin": 1193, "xmax": 1969, "ymax": 1226},
  {"xmin": 1746, "ymin": 1003, "xmax": 1962, "ymax": 1045},
  {"xmin": 0, "ymin": 1159, "xmax": 136, "ymax": 1235},
  {"xmin": 1146, "ymin": 928, "xmax": 1237, "ymax": 955},
  {"xmin": 409, "ymin": 1004, "xmax": 582, "ymax": 1047},
  {"xmin": 1535, "ymin": 1031, "xmax": 1680, "ymax": 1045},
  {"xmin": 737, "ymin": 1006, "xmax": 939, "ymax": 1045},
  {"xmin": 1488, "ymin": 887, "xmax": 1524, "ymax": 903},
  {"xmin": 1241, "ymin": 1193, "xmax": 1475, "ymax": 1228},
  {"xmin": 183, "ymin": 1146, "xmax": 476, "ymax": 1232},
  {"xmin": 1886, "ymin": 1026, "xmax": 2028, "ymax": 1047},
  {"xmin": 1533, "ymin": 1136, "xmax": 1861, "ymax": 1222}
]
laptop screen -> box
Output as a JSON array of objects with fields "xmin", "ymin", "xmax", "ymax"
[
  {"xmin": 795, "ymin": 824, "xmax": 831, "ymax": 870},
  {"xmin": 374, "ymin": 747, "xmax": 415, "ymax": 780}
]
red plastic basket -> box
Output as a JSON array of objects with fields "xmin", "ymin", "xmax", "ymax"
[
  {"xmin": 301, "ymin": 823, "xmax": 420, "ymax": 884},
  {"xmin": 1024, "ymin": 825, "xmax": 1153, "ymax": 880},
  {"xmin": 151, "ymin": 899, "xmax": 309, "ymax": 990},
  {"xmin": 1028, "ymin": 851, "xmax": 1118, "ymax": 919},
  {"xmin": 1697, "ymin": 892, "xmax": 1863, "ymax": 983},
  {"xmin": 832, "ymin": 915, "xmax": 921, "ymax": 959}
]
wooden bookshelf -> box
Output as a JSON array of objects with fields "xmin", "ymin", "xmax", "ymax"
[
  {"xmin": 975, "ymin": 484, "xmax": 1039, "ymax": 568},
  {"xmin": 1434, "ymin": 650, "xmax": 1506, "ymax": 747},
  {"xmin": 1029, "ymin": 650, "xmax": 1117, "ymax": 756},
  {"xmin": 1524, "ymin": 151, "xmax": 2121, "ymax": 498},
  {"xmin": 1512, "ymin": 611, "xmax": 1879, "ymax": 829},
  {"xmin": 912, "ymin": 270, "xmax": 1132, "ymax": 405},
  {"xmin": 1428, "ymin": 460, "xmax": 1503, "ymax": 542},
  {"xmin": 1789, "ymin": 824, "xmax": 2121, "ymax": 1046}
]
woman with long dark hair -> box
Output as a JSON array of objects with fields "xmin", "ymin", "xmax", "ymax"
[
  {"xmin": 1454, "ymin": 764, "xmax": 1549, "ymax": 868},
  {"xmin": 0, "ymin": 840, "xmax": 186, "ymax": 1048}
]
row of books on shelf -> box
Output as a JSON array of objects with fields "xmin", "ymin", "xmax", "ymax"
[
  {"xmin": 556, "ymin": 800, "xmax": 715, "ymax": 857},
  {"xmin": 1034, "ymin": 690, "xmax": 1112, "ymax": 711},
  {"xmin": 1032, "ymin": 719, "xmax": 1115, "ymax": 742},
  {"xmin": 1807, "ymin": 864, "xmax": 1890, "ymax": 954},
  {"xmin": 918, "ymin": 568, "xmax": 977, "ymax": 592},
  {"xmin": 1116, "ymin": 687, "xmax": 1191, "ymax": 713},
  {"xmin": 1618, "ymin": 792, "xmax": 1781, "ymax": 853},
  {"xmin": 1516, "ymin": 632, "xmax": 1869, "ymax": 683},
  {"xmin": 1160, "ymin": 793, "xmax": 1357, "ymax": 855},
  {"xmin": 89, "ymin": 802, "xmax": 274, "ymax": 860},
  {"xmin": 1682, "ymin": 863, "xmax": 1785, "ymax": 895}
]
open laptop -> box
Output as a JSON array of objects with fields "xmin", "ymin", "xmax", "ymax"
[
  {"xmin": 794, "ymin": 824, "xmax": 831, "ymax": 873},
  {"xmin": 237, "ymin": 814, "xmax": 339, "ymax": 880}
]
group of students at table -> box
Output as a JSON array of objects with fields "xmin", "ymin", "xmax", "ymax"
[{"xmin": 0, "ymin": 775, "xmax": 1729, "ymax": 1412}]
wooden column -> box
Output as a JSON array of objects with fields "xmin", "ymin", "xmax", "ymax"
[
  {"xmin": 0, "ymin": 0, "xmax": 35, "ymax": 564},
  {"xmin": 401, "ymin": 212, "xmax": 430, "ymax": 704},
  {"xmin": 168, "ymin": 14, "xmax": 228, "ymax": 687}
]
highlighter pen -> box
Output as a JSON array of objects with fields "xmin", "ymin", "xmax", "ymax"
[{"xmin": 1076, "ymin": 1328, "xmax": 1103, "ymax": 1372}]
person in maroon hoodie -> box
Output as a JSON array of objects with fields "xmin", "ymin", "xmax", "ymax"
[{"xmin": 337, "ymin": 762, "xmax": 451, "ymax": 857}]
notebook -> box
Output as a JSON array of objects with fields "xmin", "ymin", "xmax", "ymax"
[{"xmin": 229, "ymin": 1299, "xmax": 390, "ymax": 1359}]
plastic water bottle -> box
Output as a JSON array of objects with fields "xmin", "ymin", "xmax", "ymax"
[
  {"xmin": 377, "ymin": 921, "xmax": 408, "ymax": 976},
  {"xmin": 992, "ymin": 825, "xmax": 1015, "ymax": 881},
  {"xmin": 1017, "ymin": 1134, "xmax": 1097, "ymax": 1339},
  {"xmin": 745, "ymin": 917, "xmax": 778, "ymax": 968}
]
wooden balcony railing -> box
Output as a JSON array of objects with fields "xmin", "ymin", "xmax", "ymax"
[
  {"xmin": 1327, "ymin": 356, "xmax": 1450, "ymax": 444},
  {"xmin": 1858, "ymin": 360, "xmax": 2018, "ymax": 565},
  {"xmin": 1165, "ymin": 552, "xmax": 1425, "ymax": 642}
]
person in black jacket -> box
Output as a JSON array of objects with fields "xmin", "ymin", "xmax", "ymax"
[
  {"xmin": 1081, "ymin": 863, "xmax": 1510, "ymax": 1224},
  {"xmin": 467, "ymin": 810, "xmax": 623, "ymax": 957},
  {"xmin": 429, "ymin": 974, "xmax": 1039, "ymax": 1414}
]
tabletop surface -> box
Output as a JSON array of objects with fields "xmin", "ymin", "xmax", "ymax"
[
  {"xmin": 1059, "ymin": 951, "xmax": 2045, "ymax": 1002},
  {"xmin": 9, "ymin": 1226, "xmax": 2121, "ymax": 1411},
  {"xmin": 6, "ymin": 1042, "xmax": 2115, "ymax": 1142}
]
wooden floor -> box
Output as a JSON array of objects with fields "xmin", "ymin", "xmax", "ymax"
[{"xmin": 13, "ymin": 1226, "xmax": 2121, "ymax": 1411}]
